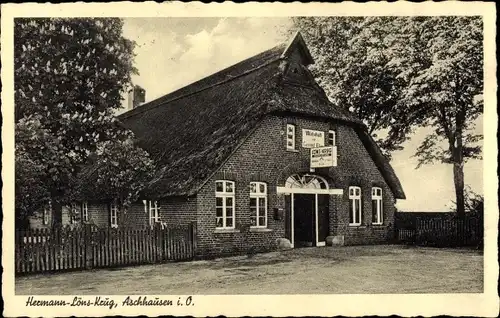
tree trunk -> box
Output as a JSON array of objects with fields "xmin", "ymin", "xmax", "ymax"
[
  {"xmin": 453, "ymin": 161, "xmax": 465, "ymax": 217},
  {"xmin": 452, "ymin": 120, "xmax": 465, "ymax": 217}
]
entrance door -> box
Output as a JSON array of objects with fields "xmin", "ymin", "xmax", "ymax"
[
  {"xmin": 279, "ymin": 174, "xmax": 334, "ymax": 248},
  {"xmin": 293, "ymin": 194, "xmax": 315, "ymax": 247},
  {"xmin": 317, "ymin": 194, "xmax": 329, "ymax": 245}
]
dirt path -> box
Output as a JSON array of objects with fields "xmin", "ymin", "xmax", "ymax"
[{"xmin": 16, "ymin": 245, "xmax": 483, "ymax": 294}]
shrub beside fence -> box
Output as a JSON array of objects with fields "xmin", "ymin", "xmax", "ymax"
[
  {"xmin": 395, "ymin": 213, "xmax": 483, "ymax": 248},
  {"xmin": 15, "ymin": 223, "xmax": 197, "ymax": 275}
]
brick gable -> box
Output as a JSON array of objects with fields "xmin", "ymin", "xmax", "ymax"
[{"xmin": 194, "ymin": 114, "xmax": 397, "ymax": 257}]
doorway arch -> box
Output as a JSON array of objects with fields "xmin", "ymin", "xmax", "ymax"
[
  {"xmin": 280, "ymin": 173, "xmax": 335, "ymax": 248},
  {"xmin": 285, "ymin": 174, "xmax": 329, "ymax": 190}
]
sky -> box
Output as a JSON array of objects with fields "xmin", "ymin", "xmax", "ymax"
[
  {"xmin": 120, "ymin": 17, "xmax": 291, "ymax": 106},
  {"xmin": 120, "ymin": 17, "xmax": 483, "ymax": 212}
]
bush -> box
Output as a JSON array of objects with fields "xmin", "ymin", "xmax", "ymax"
[{"xmin": 451, "ymin": 185, "xmax": 484, "ymax": 218}]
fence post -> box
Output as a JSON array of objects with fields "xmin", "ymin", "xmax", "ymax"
[
  {"xmin": 155, "ymin": 224, "xmax": 163, "ymax": 262},
  {"xmin": 191, "ymin": 221, "xmax": 197, "ymax": 260},
  {"xmin": 84, "ymin": 224, "xmax": 93, "ymax": 270}
]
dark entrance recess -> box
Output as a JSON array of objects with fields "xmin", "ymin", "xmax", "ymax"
[
  {"xmin": 284, "ymin": 191, "xmax": 330, "ymax": 247},
  {"xmin": 294, "ymin": 194, "xmax": 315, "ymax": 247}
]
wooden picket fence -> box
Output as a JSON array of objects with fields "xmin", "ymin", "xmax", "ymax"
[
  {"xmin": 15, "ymin": 223, "xmax": 197, "ymax": 275},
  {"xmin": 396, "ymin": 216, "xmax": 483, "ymax": 248}
]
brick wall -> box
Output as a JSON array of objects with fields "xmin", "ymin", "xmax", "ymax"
[
  {"xmin": 84, "ymin": 201, "xmax": 149, "ymax": 228},
  {"xmin": 328, "ymin": 121, "xmax": 396, "ymax": 245},
  {"xmin": 80, "ymin": 198, "xmax": 197, "ymax": 229},
  {"xmin": 121, "ymin": 201, "xmax": 149, "ymax": 228},
  {"xmin": 28, "ymin": 201, "xmax": 137, "ymax": 229},
  {"xmin": 159, "ymin": 197, "xmax": 197, "ymax": 226},
  {"xmin": 196, "ymin": 172, "xmax": 282, "ymax": 258},
  {"xmin": 26, "ymin": 114, "xmax": 398, "ymax": 255},
  {"xmin": 195, "ymin": 114, "xmax": 397, "ymax": 257},
  {"xmin": 28, "ymin": 203, "xmax": 87, "ymax": 229},
  {"xmin": 119, "ymin": 198, "xmax": 197, "ymax": 228},
  {"xmin": 87, "ymin": 202, "xmax": 109, "ymax": 227}
]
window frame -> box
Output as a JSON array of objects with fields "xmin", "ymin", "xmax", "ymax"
[
  {"xmin": 215, "ymin": 180, "xmax": 236, "ymax": 229},
  {"xmin": 371, "ymin": 187, "xmax": 383, "ymax": 225},
  {"xmin": 328, "ymin": 129, "xmax": 336, "ymax": 146},
  {"xmin": 110, "ymin": 201, "xmax": 118, "ymax": 228},
  {"xmin": 148, "ymin": 200, "xmax": 160, "ymax": 226},
  {"xmin": 286, "ymin": 123, "xmax": 296, "ymax": 151},
  {"xmin": 348, "ymin": 186, "xmax": 362, "ymax": 226},
  {"xmin": 81, "ymin": 201, "xmax": 88, "ymax": 222},
  {"xmin": 249, "ymin": 182, "xmax": 268, "ymax": 228}
]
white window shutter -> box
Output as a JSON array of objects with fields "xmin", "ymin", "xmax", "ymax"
[{"xmin": 332, "ymin": 146, "xmax": 338, "ymax": 166}]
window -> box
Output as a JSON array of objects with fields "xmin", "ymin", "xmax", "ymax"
[
  {"xmin": 285, "ymin": 174, "xmax": 329, "ymax": 189},
  {"xmin": 250, "ymin": 182, "xmax": 267, "ymax": 228},
  {"xmin": 372, "ymin": 187, "xmax": 383, "ymax": 225},
  {"xmin": 328, "ymin": 129, "xmax": 336, "ymax": 146},
  {"xmin": 149, "ymin": 200, "xmax": 160, "ymax": 226},
  {"xmin": 286, "ymin": 124, "xmax": 296, "ymax": 150},
  {"xmin": 215, "ymin": 180, "xmax": 235, "ymax": 229},
  {"xmin": 349, "ymin": 186, "xmax": 362, "ymax": 225},
  {"xmin": 110, "ymin": 201, "xmax": 118, "ymax": 228},
  {"xmin": 70, "ymin": 203, "xmax": 78, "ymax": 224},
  {"xmin": 81, "ymin": 201, "xmax": 88, "ymax": 222}
]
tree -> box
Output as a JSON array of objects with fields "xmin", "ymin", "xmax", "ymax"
[
  {"xmin": 73, "ymin": 136, "xmax": 157, "ymax": 209},
  {"xmin": 291, "ymin": 16, "xmax": 483, "ymax": 217},
  {"xmin": 291, "ymin": 17, "xmax": 415, "ymax": 157},
  {"xmin": 15, "ymin": 114, "xmax": 65, "ymax": 224},
  {"xmin": 455, "ymin": 186, "xmax": 484, "ymax": 216},
  {"xmin": 401, "ymin": 17, "xmax": 483, "ymax": 217},
  {"xmin": 14, "ymin": 18, "xmax": 150, "ymax": 226}
]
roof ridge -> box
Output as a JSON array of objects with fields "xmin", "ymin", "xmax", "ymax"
[
  {"xmin": 120, "ymin": 59, "xmax": 281, "ymax": 120},
  {"xmin": 119, "ymin": 44, "xmax": 286, "ymax": 120}
]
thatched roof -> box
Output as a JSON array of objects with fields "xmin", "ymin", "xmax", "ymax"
[
  {"xmin": 118, "ymin": 32, "xmax": 405, "ymax": 199},
  {"xmin": 357, "ymin": 130, "xmax": 406, "ymax": 199}
]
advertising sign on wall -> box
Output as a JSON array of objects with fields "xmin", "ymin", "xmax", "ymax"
[
  {"xmin": 310, "ymin": 146, "xmax": 337, "ymax": 168},
  {"xmin": 302, "ymin": 129, "xmax": 325, "ymax": 148}
]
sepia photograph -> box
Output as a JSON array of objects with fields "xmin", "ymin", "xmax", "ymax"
[{"xmin": 1, "ymin": 2, "xmax": 498, "ymax": 317}]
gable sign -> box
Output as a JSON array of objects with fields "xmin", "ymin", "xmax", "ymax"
[
  {"xmin": 302, "ymin": 129, "xmax": 324, "ymax": 148},
  {"xmin": 311, "ymin": 146, "xmax": 337, "ymax": 168}
]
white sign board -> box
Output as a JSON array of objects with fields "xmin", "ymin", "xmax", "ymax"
[
  {"xmin": 302, "ymin": 129, "xmax": 325, "ymax": 148},
  {"xmin": 311, "ymin": 146, "xmax": 337, "ymax": 168}
]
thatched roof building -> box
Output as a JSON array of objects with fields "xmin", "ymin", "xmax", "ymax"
[{"xmin": 118, "ymin": 32, "xmax": 405, "ymax": 199}]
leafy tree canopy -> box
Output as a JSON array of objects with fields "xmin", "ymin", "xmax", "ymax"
[
  {"xmin": 292, "ymin": 16, "xmax": 483, "ymax": 215},
  {"xmin": 73, "ymin": 137, "xmax": 156, "ymax": 207},
  {"xmin": 15, "ymin": 18, "xmax": 155, "ymax": 223}
]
